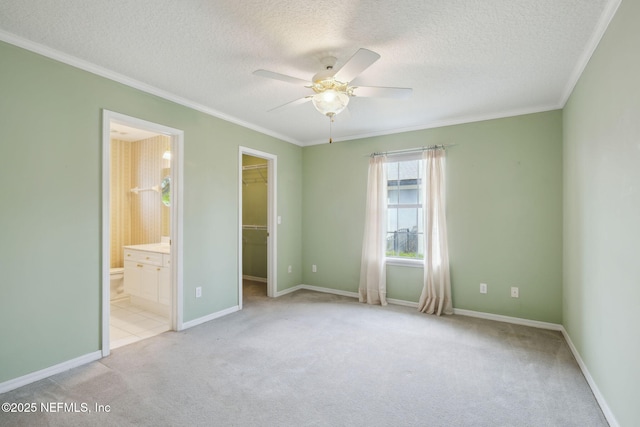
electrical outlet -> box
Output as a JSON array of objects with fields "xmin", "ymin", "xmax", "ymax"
[
  {"xmin": 196, "ymin": 286, "xmax": 202, "ymax": 298},
  {"xmin": 511, "ymin": 287, "xmax": 519, "ymax": 298},
  {"xmin": 480, "ymin": 283, "xmax": 487, "ymax": 294},
  {"xmin": 312, "ymin": 264, "xmax": 317, "ymax": 273},
  {"xmin": 288, "ymin": 265, "xmax": 292, "ymax": 273}
]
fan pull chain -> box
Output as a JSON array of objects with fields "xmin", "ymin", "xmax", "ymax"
[{"xmin": 328, "ymin": 114, "xmax": 334, "ymax": 144}]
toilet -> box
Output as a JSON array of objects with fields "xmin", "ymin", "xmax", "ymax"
[{"xmin": 110, "ymin": 267, "xmax": 125, "ymax": 300}]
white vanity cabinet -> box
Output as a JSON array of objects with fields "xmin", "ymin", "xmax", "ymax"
[
  {"xmin": 123, "ymin": 246, "xmax": 170, "ymax": 306},
  {"xmin": 158, "ymin": 255, "xmax": 171, "ymax": 305}
]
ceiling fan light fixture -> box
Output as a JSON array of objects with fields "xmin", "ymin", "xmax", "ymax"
[
  {"xmin": 254, "ymin": 48, "xmax": 410, "ymax": 142},
  {"xmin": 311, "ymin": 89, "xmax": 349, "ymax": 117}
]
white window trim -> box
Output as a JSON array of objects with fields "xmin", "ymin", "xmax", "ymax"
[{"xmin": 385, "ymin": 257, "xmax": 424, "ymax": 268}]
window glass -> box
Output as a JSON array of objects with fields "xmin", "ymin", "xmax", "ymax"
[
  {"xmin": 385, "ymin": 158, "xmax": 424, "ymax": 259},
  {"xmin": 397, "ymin": 207, "xmax": 418, "ymax": 231},
  {"xmin": 398, "ymin": 187, "xmax": 418, "ymax": 204},
  {"xmin": 387, "ymin": 208, "xmax": 398, "ymax": 232},
  {"xmin": 387, "ymin": 188, "xmax": 399, "ymax": 205}
]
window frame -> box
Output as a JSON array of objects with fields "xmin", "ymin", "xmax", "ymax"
[{"xmin": 384, "ymin": 153, "xmax": 425, "ymax": 266}]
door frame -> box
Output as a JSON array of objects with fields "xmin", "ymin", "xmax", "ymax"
[
  {"xmin": 238, "ymin": 147, "xmax": 277, "ymax": 308},
  {"xmin": 101, "ymin": 110, "xmax": 184, "ymax": 357}
]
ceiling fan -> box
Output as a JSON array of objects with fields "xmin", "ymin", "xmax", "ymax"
[{"xmin": 253, "ymin": 48, "xmax": 412, "ymax": 142}]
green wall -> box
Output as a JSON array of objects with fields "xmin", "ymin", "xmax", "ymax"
[
  {"xmin": 302, "ymin": 111, "xmax": 563, "ymax": 323},
  {"xmin": 563, "ymin": 0, "xmax": 640, "ymax": 424},
  {"xmin": 0, "ymin": 41, "xmax": 302, "ymax": 383}
]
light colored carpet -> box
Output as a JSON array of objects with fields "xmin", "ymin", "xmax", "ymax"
[{"xmin": 0, "ymin": 281, "xmax": 607, "ymax": 426}]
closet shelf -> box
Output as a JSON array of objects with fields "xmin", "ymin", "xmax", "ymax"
[
  {"xmin": 242, "ymin": 164, "xmax": 267, "ymax": 184},
  {"xmin": 242, "ymin": 164, "xmax": 268, "ymax": 171},
  {"xmin": 242, "ymin": 178, "xmax": 267, "ymax": 185},
  {"xmin": 242, "ymin": 225, "xmax": 267, "ymax": 230}
]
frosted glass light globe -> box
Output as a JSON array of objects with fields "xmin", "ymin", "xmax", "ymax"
[{"xmin": 311, "ymin": 89, "xmax": 349, "ymax": 117}]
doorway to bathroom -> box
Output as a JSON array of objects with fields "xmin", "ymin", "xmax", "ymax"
[
  {"xmin": 239, "ymin": 147, "xmax": 277, "ymax": 308},
  {"xmin": 102, "ymin": 110, "xmax": 183, "ymax": 356}
]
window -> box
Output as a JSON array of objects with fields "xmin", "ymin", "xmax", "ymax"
[{"xmin": 385, "ymin": 157, "xmax": 424, "ymax": 259}]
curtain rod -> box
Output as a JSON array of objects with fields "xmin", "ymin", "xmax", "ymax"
[{"xmin": 368, "ymin": 144, "xmax": 455, "ymax": 157}]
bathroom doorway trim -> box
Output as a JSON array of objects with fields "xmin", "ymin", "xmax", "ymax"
[
  {"xmin": 101, "ymin": 110, "xmax": 185, "ymax": 357},
  {"xmin": 238, "ymin": 147, "xmax": 277, "ymax": 308}
]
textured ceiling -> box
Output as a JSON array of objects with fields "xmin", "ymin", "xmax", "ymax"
[{"xmin": 0, "ymin": 0, "xmax": 619, "ymax": 146}]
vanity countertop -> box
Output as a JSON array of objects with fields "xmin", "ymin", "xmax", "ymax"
[{"xmin": 124, "ymin": 243, "xmax": 170, "ymax": 254}]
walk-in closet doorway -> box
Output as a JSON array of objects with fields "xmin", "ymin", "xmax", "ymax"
[{"xmin": 238, "ymin": 147, "xmax": 277, "ymax": 308}]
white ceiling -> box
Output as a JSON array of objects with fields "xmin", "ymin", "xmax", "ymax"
[{"xmin": 0, "ymin": 0, "xmax": 619, "ymax": 146}]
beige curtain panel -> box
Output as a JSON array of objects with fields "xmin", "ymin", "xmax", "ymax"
[
  {"xmin": 358, "ymin": 155, "xmax": 388, "ymax": 306},
  {"xmin": 418, "ymin": 148, "xmax": 453, "ymax": 315}
]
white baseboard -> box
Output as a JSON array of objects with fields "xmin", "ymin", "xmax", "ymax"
[
  {"xmin": 560, "ymin": 327, "xmax": 619, "ymax": 427},
  {"xmin": 387, "ymin": 298, "xmax": 419, "ymax": 308},
  {"xmin": 297, "ymin": 284, "xmax": 360, "ymax": 299},
  {"xmin": 452, "ymin": 308, "xmax": 563, "ymax": 331},
  {"xmin": 274, "ymin": 284, "xmax": 304, "ymax": 297},
  {"xmin": 284, "ymin": 285, "xmax": 563, "ymax": 332},
  {"xmin": 0, "ymin": 350, "xmax": 102, "ymax": 394},
  {"xmin": 181, "ymin": 305, "xmax": 240, "ymax": 330},
  {"xmin": 242, "ymin": 275, "xmax": 267, "ymax": 283},
  {"xmin": 294, "ymin": 285, "xmax": 420, "ymax": 308},
  {"xmin": 276, "ymin": 284, "xmax": 359, "ymax": 298}
]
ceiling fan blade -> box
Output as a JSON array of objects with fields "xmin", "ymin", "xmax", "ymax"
[
  {"xmin": 333, "ymin": 48, "xmax": 380, "ymax": 83},
  {"xmin": 267, "ymin": 96, "xmax": 312, "ymax": 112},
  {"xmin": 253, "ymin": 69, "xmax": 310, "ymax": 86},
  {"xmin": 352, "ymin": 86, "xmax": 413, "ymax": 99}
]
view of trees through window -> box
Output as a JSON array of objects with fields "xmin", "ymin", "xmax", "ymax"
[{"xmin": 386, "ymin": 159, "xmax": 423, "ymax": 259}]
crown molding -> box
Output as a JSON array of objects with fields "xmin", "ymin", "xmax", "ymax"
[
  {"xmin": 0, "ymin": 30, "xmax": 302, "ymax": 147},
  {"xmin": 302, "ymin": 103, "xmax": 561, "ymax": 146},
  {"xmin": 558, "ymin": 0, "xmax": 622, "ymax": 107}
]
